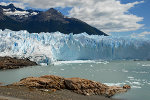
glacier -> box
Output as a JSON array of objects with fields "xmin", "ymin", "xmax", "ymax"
[{"xmin": 0, "ymin": 29, "xmax": 150, "ymax": 65}]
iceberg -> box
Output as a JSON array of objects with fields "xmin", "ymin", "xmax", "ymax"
[{"xmin": 0, "ymin": 29, "xmax": 150, "ymax": 65}]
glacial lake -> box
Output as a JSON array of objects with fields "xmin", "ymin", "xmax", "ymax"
[{"xmin": 0, "ymin": 60, "xmax": 150, "ymax": 100}]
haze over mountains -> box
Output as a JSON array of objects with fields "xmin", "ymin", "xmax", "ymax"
[{"xmin": 0, "ymin": 4, "xmax": 107, "ymax": 36}]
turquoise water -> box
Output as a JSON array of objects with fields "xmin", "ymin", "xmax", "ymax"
[{"xmin": 0, "ymin": 60, "xmax": 150, "ymax": 100}]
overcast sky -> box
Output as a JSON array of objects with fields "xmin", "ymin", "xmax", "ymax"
[{"xmin": 0, "ymin": 0, "xmax": 150, "ymax": 37}]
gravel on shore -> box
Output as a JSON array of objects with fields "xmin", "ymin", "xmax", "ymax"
[{"xmin": 0, "ymin": 86, "xmax": 121, "ymax": 100}]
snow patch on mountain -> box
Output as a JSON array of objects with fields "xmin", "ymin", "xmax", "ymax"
[
  {"xmin": 1, "ymin": 4, "xmax": 39, "ymax": 18},
  {"xmin": 4, "ymin": 9, "xmax": 29, "ymax": 16}
]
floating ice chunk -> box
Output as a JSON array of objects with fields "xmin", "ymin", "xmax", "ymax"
[
  {"xmin": 90, "ymin": 65, "xmax": 94, "ymax": 67},
  {"xmin": 122, "ymin": 69, "xmax": 128, "ymax": 73},
  {"xmin": 104, "ymin": 82, "xmax": 126, "ymax": 86},
  {"xmin": 132, "ymin": 82, "xmax": 141, "ymax": 85},
  {"xmin": 60, "ymin": 69, "xmax": 65, "ymax": 71},
  {"xmin": 142, "ymin": 64, "xmax": 150, "ymax": 67},
  {"xmin": 132, "ymin": 86, "xmax": 142, "ymax": 88},
  {"xmin": 128, "ymin": 77, "xmax": 134, "ymax": 79}
]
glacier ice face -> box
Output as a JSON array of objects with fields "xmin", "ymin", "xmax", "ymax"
[{"xmin": 0, "ymin": 29, "xmax": 150, "ymax": 65}]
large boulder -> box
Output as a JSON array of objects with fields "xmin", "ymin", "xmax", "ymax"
[
  {"xmin": 13, "ymin": 75, "xmax": 65, "ymax": 90},
  {"xmin": 12, "ymin": 75, "xmax": 130, "ymax": 97},
  {"xmin": 64, "ymin": 77, "xmax": 128, "ymax": 97},
  {"xmin": 64, "ymin": 77, "xmax": 108, "ymax": 96},
  {"xmin": 123, "ymin": 85, "xmax": 131, "ymax": 89}
]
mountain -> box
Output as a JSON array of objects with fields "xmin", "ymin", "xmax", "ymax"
[
  {"xmin": 0, "ymin": 6, "xmax": 23, "ymax": 30},
  {"xmin": 0, "ymin": 7, "xmax": 3, "ymax": 19},
  {"xmin": 0, "ymin": 4, "xmax": 108, "ymax": 36}
]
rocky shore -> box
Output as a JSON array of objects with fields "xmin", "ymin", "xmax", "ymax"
[
  {"xmin": 0, "ymin": 56, "xmax": 37, "ymax": 70},
  {"xmin": 0, "ymin": 86, "xmax": 122, "ymax": 100},
  {"xmin": 10, "ymin": 75, "xmax": 130, "ymax": 98}
]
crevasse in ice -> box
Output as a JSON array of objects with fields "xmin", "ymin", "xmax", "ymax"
[{"xmin": 0, "ymin": 29, "xmax": 150, "ymax": 65}]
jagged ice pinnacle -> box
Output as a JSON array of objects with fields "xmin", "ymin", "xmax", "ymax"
[{"xmin": 0, "ymin": 29, "xmax": 150, "ymax": 65}]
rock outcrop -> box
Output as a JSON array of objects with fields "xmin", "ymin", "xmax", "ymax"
[
  {"xmin": 0, "ymin": 7, "xmax": 4, "ymax": 20},
  {"xmin": 0, "ymin": 56, "xmax": 37, "ymax": 70},
  {"xmin": 12, "ymin": 75, "xmax": 130, "ymax": 97},
  {"xmin": 123, "ymin": 84, "xmax": 131, "ymax": 89}
]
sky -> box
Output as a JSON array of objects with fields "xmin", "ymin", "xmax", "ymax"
[{"xmin": 0, "ymin": 0, "xmax": 150, "ymax": 37}]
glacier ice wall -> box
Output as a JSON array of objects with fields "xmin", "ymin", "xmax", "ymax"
[{"xmin": 0, "ymin": 29, "xmax": 150, "ymax": 65}]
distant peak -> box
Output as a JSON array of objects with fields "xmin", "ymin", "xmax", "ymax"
[
  {"xmin": 8, "ymin": 3, "xmax": 15, "ymax": 8},
  {"xmin": 46, "ymin": 8, "xmax": 59, "ymax": 14},
  {"xmin": 33, "ymin": 8, "xmax": 66, "ymax": 22},
  {"xmin": 6, "ymin": 3, "xmax": 16, "ymax": 12},
  {"xmin": 45, "ymin": 8, "xmax": 64, "ymax": 18},
  {"xmin": 47, "ymin": 8, "xmax": 57, "ymax": 12}
]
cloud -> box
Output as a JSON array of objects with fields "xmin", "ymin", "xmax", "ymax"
[
  {"xmin": 69, "ymin": 0, "xmax": 144, "ymax": 33},
  {"xmin": 131, "ymin": 31, "xmax": 150, "ymax": 38},
  {"xmin": 10, "ymin": 0, "xmax": 144, "ymax": 33},
  {"xmin": 138, "ymin": 31, "xmax": 150, "ymax": 37}
]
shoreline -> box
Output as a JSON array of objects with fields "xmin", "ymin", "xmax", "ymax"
[
  {"xmin": 0, "ymin": 75, "xmax": 130, "ymax": 100},
  {"xmin": 0, "ymin": 56, "xmax": 37, "ymax": 70},
  {"xmin": 0, "ymin": 56, "xmax": 149, "ymax": 70},
  {"xmin": 0, "ymin": 86, "xmax": 121, "ymax": 100}
]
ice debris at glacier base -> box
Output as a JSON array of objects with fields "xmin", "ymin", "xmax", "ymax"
[{"xmin": 0, "ymin": 29, "xmax": 150, "ymax": 65}]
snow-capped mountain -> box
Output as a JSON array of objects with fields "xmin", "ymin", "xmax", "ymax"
[
  {"xmin": 0, "ymin": 4, "xmax": 40, "ymax": 21},
  {"xmin": 0, "ymin": 4, "xmax": 107, "ymax": 35}
]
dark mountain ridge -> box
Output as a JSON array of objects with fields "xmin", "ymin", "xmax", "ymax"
[
  {"xmin": 0, "ymin": 4, "xmax": 108, "ymax": 36},
  {"xmin": 0, "ymin": 7, "xmax": 3, "ymax": 19}
]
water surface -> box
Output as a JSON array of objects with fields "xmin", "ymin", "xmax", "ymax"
[{"xmin": 0, "ymin": 60, "xmax": 150, "ymax": 100}]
